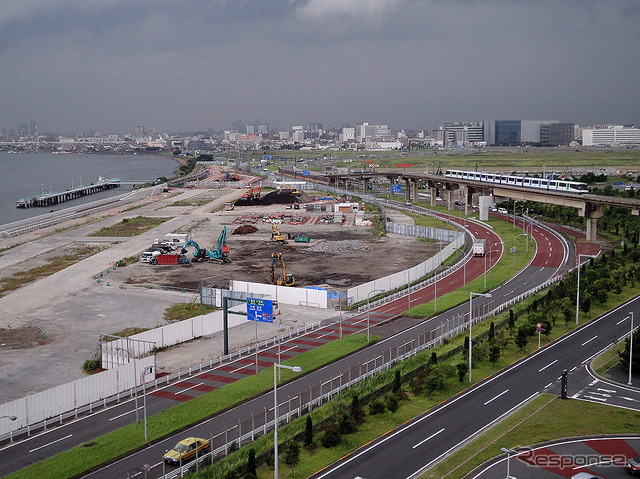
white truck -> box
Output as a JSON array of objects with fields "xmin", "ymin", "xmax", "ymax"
[{"xmin": 473, "ymin": 238, "xmax": 486, "ymax": 257}]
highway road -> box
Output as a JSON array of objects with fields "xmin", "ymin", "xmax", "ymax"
[
  {"xmin": 0, "ymin": 211, "xmax": 574, "ymax": 478},
  {"xmin": 310, "ymin": 296, "xmax": 640, "ymax": 479}
]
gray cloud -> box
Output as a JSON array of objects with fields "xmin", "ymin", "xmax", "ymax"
[{"xmin": 2, "ymin": 0, "xmax": 638, "ymax": 134}]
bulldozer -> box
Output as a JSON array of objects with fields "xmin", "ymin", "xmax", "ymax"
[
  {"xmin": 270, "ymin": 252, "xmax": 295, "ymax": 286},
  {"xmin": 271, "ymin": 224, "xmax": 286, "ymax": 243}
]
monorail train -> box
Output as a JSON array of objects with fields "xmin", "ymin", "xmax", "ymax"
[{"xmin": 444, "ymin": 169, "xmax": 589, "ymax": 194}]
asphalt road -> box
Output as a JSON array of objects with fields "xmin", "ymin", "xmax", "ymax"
[{"xmin": 310, "ymin": 296, "xmax": 640, "ymax": 479}]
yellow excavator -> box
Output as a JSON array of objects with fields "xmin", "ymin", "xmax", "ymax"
[
  {"xmin": 270, "ymin": 252, "xmax": 295, "ymax": 286},
  {"xmin": 277, "ymin": 184, "xmax": 301, "ymax": 196},
  {"xmin": 271, "ymin": 224, "xmax": 286, "ymax": 243}
]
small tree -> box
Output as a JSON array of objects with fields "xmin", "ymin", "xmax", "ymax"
[
  {"xmin": 509, "ymin": 309, "xmax": 515, "ymax": 329},
  {"xmin": 515, "ymin": 327, "xmax": 529, "ymax": 350},
  {"xmin": 304, "ymin": 416, "xmax": 313, "ymax": 448},
  {"xmin": 246, "ymin": 448, "xmax": 257, "ymax": 479},
  {"xmin": 430, "ymin": 351, "xmax": 438, "ymax": 365},
  {"xmin": 320, "ymin": 421, "xmax": 341, "ymax": 448},
  {"xmin": 488, "ymin": 321, "xmax": 495, "ymax": 342},
  {"xmin": 489, "ymin": 345, "xmax": 501, "ymax": 365},
  {"xmin": 456, "ymin": 362, "xmax": 468, "ymax": 382},
  {"xmin": 385, "ymin": 392, "xmax": 399, "ymax": 412},
  {"xmin": 350, "ymin": 394, "xmax": 365, "ymax": 424},
  {"xmin": 392, "ymin": 370, "xmax": 402, "ymax": 397},
  {"xmin": 338, "ymin": 411, "xmax": 356, "ymax": 434},
  {"xmin": 284, "ymin": 441, "xmax": 300, "ymax": 473}
]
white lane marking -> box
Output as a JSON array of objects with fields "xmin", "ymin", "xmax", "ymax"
[
  {"xmin": 597, "ymin": 388, "xmax": 616, "ymax": 393},
  {"xmin": 412, "ymin": 428, "xmax": 445, "ymax": 449},
  {"xmin": 176, "ymin": 382, "xmax": 204, "ymax": 394},
  {"xmin": 545, "ymin": 383, "xmax": 553, "ymax": 389},
  {"xmin": 589, "ymin": 392, "xmax": 611, "ymax": 398},
  {"xmin": 621, "ymin": 396, "xmax": 640, "ymax": 403},
  {"xmin": 581, "ymin": 336, "xmax": 598, "ymax": 346},
  {"xmin": 29, "ymin": 434, "xmax": 73, "ymax": 453},
  {"xmin": 584, "ymin": 395, "xmax": 607, "ymax": 402},
  {"xmin": 109, "ymin": 408, "xmax": 138, "ymax": 421},
  {"xmin": 616, "ymin": 318, "xmax": 627, "ymax": 325},
  {"xmin": 570, "ymin": 366, "xmax": 578, "ymax": 372},
  {"xmin": 484, "ymin": 389, "xmax": 509, "ymax": 405},
  {"xmin": 538, "ymin": 359, "xmax": 558, "ymax": 372}
]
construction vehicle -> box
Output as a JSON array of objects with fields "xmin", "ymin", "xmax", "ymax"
[
  {"xmin": 271, "ymin": 224, "xmax": 286, "ymax": 243},
  {"xmin": 182, "ymin": 228, "xmax": 230, "ymax": 263},
  {"xmin": 241, "ymin": 186, "xmax": 261, "ymax": 200},
  {"xmin": 277, "ymin": 184, "xmax": 301, "ymax": 196},
  {"xmin": 270, "ymin": 252, "xmax": 295, "ymax": 286},
  {"xmin": 224, "ymin": 202, "xmax": 234, "ymax": 211},
  {"xmin": 293, "ymin": 234, "xmax": 310, "ymax": 243}
]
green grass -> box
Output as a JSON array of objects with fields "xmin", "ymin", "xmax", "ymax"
[
  {"xmin": 5, "ymin": 334, "xmax": 374, "ymax": 479},
  {"xmin": 164, "ymin": 303, "xmax": 218, "ymax": 321},
  {"xmin": 88, "ymin": 216, "xmax": 170, "ymax": 237}
]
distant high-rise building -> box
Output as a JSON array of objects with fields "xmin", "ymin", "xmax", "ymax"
[
  {"xmin": 29, "ymin": 120, "xmax": 37, "ymax": 136},
  {"xmin": 257, "ymin": 124, "xmax": 269, "ymax": 134},
  {"xmin": 246, "ymin": 125, "xmax": 255, "ymax": 135},
  {"xmin": 136, "ymin": 126, "xmax": 145, "ymax": 137}
]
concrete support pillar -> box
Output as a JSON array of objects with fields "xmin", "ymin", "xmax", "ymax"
[
  {"xmin": 430, "ymin": 186, "xmax": 437, "ymax": 206},
  {"xmin": 581, "ymin": 203, "xmax": 604, "ymax": 242},
  {"xmin": 447, "ymin": 189, "xmax": 454, "ymax": 211},
  {"xmin": 412, "ymin": 180, "xmax": 419, "ymax": 204},
  {"xmin": 464, "ymin": 186, "xmax": 473, "ymax": 216},
  {"xmin": 363, "ymin": 178, "xmax": 369, "ymax": 193},
  {"xmin": 404, "ymin": 178, "xmax": 411, "ymax": 201}
]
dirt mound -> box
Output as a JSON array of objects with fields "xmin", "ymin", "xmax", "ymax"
[
  {"xmin": 232, "ymin": 225, "xmax": 259, "ymax": 235},
  {"xmin": 234, "ymin": 189, "xmax": 314, "ymax": 207}
]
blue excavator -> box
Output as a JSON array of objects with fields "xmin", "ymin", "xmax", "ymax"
[{"xmin": 182, "ymin": 227, "xmax": 230, "ymax": 263}]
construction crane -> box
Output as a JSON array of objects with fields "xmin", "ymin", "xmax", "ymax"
[
  {"xmin": 270, "ymin": 252, "xmax": 295, "ymax": 286},
  {"xmin": 271, "ymin": 223, "xmax": 286, "ymax": 243}
]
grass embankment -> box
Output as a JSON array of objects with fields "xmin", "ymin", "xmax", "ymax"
[
  {"xmin": 6, "ymin": 334, "xmax": 374, "ymax": 479},
  {"xmin": 88, "ymin": 216, "xmax": 170, "ymax": 237},
  {"xmin": 0, "ymin": 245, "xmax": 104, "ymax": 298}
]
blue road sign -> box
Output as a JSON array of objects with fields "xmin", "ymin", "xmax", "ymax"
[
  {"xmin": 247, "ymin": 297, "xmax": 274, "ymax": 323},
  {"xmin": 392, "ymin": 184, "xmax": 401, "ymax": 193},
  {"xmin": 303, "ymin": 169, "xmax": 310, "ymax": 176}
]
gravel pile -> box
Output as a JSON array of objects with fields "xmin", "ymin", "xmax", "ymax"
[{"xmin": 304, "ymin": 240, "xmax": 372, "ymax": 254}]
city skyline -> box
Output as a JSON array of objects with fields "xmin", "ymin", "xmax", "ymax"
[{"xmin": 2, "ymin": 1, "xmax": 639, "ymax": 134}]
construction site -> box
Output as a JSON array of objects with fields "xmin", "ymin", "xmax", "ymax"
[{"xmin": 109, "ymin": 183, "xmax": 443, "ymax": 292}]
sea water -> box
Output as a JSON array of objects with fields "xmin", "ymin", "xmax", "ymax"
[{"xmin": 0, "ymin": 152, "xmax": 178, "ymax": 226}]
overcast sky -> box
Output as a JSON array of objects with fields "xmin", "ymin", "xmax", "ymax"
[{"xmin": 2, "ymin": 0, "xmax": 639, "ymax": 135}]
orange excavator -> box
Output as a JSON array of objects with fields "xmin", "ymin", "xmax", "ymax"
[{"xmin": 242, "ymin": 186, "xmax": 261, "ymax": 200}]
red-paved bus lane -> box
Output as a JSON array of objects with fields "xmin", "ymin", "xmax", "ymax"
[{"xmin": 471, "ymin": 437, "xmax": 640, "ymax": 479}]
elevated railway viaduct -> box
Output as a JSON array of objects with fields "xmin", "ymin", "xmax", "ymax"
[{"xmin": 279, "ymin": 167, "xmax": 640, "ymax": 242}]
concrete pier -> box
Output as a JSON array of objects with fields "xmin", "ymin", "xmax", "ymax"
[{"xmin": 16, "ymin": 178, "xmax": 121, "ymax": 208}]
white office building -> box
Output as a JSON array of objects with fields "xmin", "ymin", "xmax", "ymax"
[{"xmin": 582, "ymin": 126, "xmax": 640, "ymax": 146}]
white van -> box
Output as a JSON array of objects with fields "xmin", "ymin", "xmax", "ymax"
[{"xmin": 497, "ymin": 207, "xmax": 508, "ymax": 215}]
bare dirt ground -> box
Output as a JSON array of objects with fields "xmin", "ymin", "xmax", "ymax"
[{"xmin": 108, "ymin": 219, "xmax": 442, "ymax": 291}]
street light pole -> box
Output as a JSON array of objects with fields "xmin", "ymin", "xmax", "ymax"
[
  {"xmin": 501, "ymin": 447, "xmax": 512, "ymax": 478},
  {"xmin": 469, "ymin": 292, "xmax": 492, "ymax": 382},
  {"xmin": 367, "ymin": 289, "xmax": 385, "ymax": 343},
  {"xmin": 142, "ymin": 365, "xmax": 164, "ymax": 442},
  {"xmin": 629, "ymin": 311, "xmax": 635, "ymax": 385},
  {"xmin": 274, "ymin": 363, "xmax": 302, "ymax": 479}
]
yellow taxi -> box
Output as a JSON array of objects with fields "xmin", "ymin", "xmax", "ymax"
[{"xmin": 163, "ymin": 437, "xmax": 210, "ymax": 465}]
